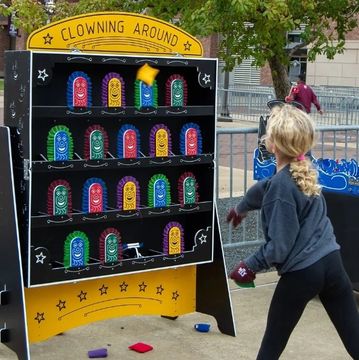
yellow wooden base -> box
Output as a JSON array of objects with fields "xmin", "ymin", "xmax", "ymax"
[{"xmin": 25, "ymin": 266, "xmax": 196, "ymax": 343}]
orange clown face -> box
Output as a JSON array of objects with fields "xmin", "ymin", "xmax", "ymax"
[
  {"xmin": 123, "ymin": 181, "xmax": 136, "ymax": 210},
  {"xmin": 108, "ymin": 78, "xmax": 121, "ymax": 107},
  {"xmin": 168, "ymin": 226, "xmax": 181, "ymax": 255},
  {"xmin": 155, "ymin": 129, "xmax": 168, "ymax": 157}
]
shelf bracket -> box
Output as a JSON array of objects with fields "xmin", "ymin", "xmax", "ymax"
[
  {"xmin": 0, "ymin": 323, "xmax": 9, "ymax": 343},
  {"xmin": 0, "ymin": 284, "xmax": 8, "ymax": 305}
]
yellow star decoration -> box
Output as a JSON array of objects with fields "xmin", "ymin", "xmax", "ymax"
[{"xmin": 136, "ymin": 63, "xmax": 159, "ymax": 86}]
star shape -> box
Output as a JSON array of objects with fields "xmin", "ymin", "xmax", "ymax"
[
  {"xmin": 56, "ymin": 300, "xmax": 66, "ymax": 311},
  {"xmin": 35, "ymin": 312, "xmax": 45, "ymax": 323},
  {"xmin": 199, "ymin": 234, "xmax": 207, "ymax": 244},
  {"xmin": 77, "ymin": 290, "xmax": 87, "ymax": 302},
  {"xmin": 43, "ymin": 33, "xmax": 53, "ymax": 45},
  {"xmin": 35, "ymin": 251, "xmax": 46, "ymax": 264},
  {"xmin": 202, "ymin": 74, "xmax": 211, "ymax": 84},
  {"xmin": 156, "ymin": 285, "xmax": 164, "ymax": 295},
  {"xmin": 172, "ymin": 291, "xmax": 180, "ymax": 300},
  {"xmin": 119, "ymin": 281, "xmax": 128, "ymax": 292},
  {"xmin": 37, "ymin": 69, "xmax": 49, "ymax": 82},
  {"xmin": 184, "ymin": 41, "xmax": 192, "ymax": 51},
  {"xmin": 138, "ymin": 281, "xmax": 147, "ymax": 292},
  {"xmin": 99, "ymin": 284, "xmax": 108, "ymax": 295}
]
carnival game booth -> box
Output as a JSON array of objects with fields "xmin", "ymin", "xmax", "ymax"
[{"xmin": 0, "ymin": 12, "xmax": 235, "ymax": 359}]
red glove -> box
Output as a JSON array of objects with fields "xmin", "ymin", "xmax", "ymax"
[
  {"xmin": 285, "ymin": 95, "xmax": 292, "ymax": 103},
  {"xmin": 230, "ymin": 261, "xmax": 256, "ymax": 285},
  {"xmin": 226, "ymin": 208, "xmax": 246, "ymax": 228}
]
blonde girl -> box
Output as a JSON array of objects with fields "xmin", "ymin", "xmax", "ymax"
[{"xmin": 227, "ymin": 104, "xmax": 359, "ymax": 359}]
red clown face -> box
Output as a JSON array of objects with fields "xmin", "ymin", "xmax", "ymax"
[
  {"xmin": 89, "ymin": 183, "xmax": 103, "ymax": 213},
  {"xmin": 73, "ymin": 76, "xmax": 88, "ymax": 107},
  {"xmin": 185, "ymin": 128, "xmax": 198, "ymax": 155},
  {"xmin": 123, "ymin": 129, "xmax": 137, "ymax": 158}
]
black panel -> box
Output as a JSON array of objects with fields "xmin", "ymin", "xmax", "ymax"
[
  {"xmin": 4, "ymin": 51, "xmax": 218, "ymax": 287},
  {"xmin": 324, "ymin": 191, "xmax": 359, "ymax": 284},
  {"xmin": 196, "ymin": 208, "xmax": 236, "ymax": 336},
  {"xmin": 0, "ymin": 127, "xmax": 30, "ymax": 360},
  {"xmin": 4, "ymin": 51, "xmax": 31, "ymax": 278}
]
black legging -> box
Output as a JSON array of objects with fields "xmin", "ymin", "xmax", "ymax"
[{"xmin": 257, "ymin": 250, "xmax": 359, "ymax": 360}]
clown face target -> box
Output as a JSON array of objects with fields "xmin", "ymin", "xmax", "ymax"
[
  {"xmin": 117, "ymin": 176, "xmax": 140, "ymax": 211},
  {"xmin": 165, "ymin": 74, "xmax": 188, "ymax": 107},
  {"xmin": 47, "ymin": 125, "xmax": 74, "ymax": 161},
  {"xmin": 101, "ymin": 72, "xmax": 125, "ymax": 107},
  {"xmin": 124, "ymin": 129, "xmax": 137, "ymax": 158},
  {"xmin": 117, "ymin": 125, "xmax": 140, "ymax": 159},
  {"xmin": 73, "ymin": 76, "xmax": 88, "ymax": 107},
  {"xmin": 178, "ymin": 172, "xmax": 199, "ymax": 206},
  {"xmin": 180, "ymin": 123, "xmax": 203, "ymax": 156},
  {"xmin": 134, "ymin": 79, "xmax": 158, "ymax": 110},
  {"xmin": 64, "ymin": 231, "xmax": 89, "ymax": 269},
  {"xmin": 185, "ymin": 128, "xmax": 198, "ymax": 156},
  {"xmin": 82, "ymin": 178, "xmax": 108, "ymax": 213},
  {"xmin": 163, "ymin": 222, "xmax": 184, "ymax": 255},
  {"xmin": 89, "ymin": 183, "xmax": 103, "ymax": 213},
  {"xmin": 53, "ymin": 185, "xmax": 68, "ymax": 215},
  {"xmin": 67, "ymin": 71, "xmax": 92, "ymax": 109},
  {"xmin": 148, "ymin": 174, "xmax": 171, "ymax": 208},
  {"xmin": 149, "ymin": 124, "xmax": 172, "ymax": 158},
  {"xmin": 84, "ymin": 125, "xmax": 109, "ymax": 160},
  {"xmin": 47, "ymin": 180, "xmax": 72, "ymax": 216}
]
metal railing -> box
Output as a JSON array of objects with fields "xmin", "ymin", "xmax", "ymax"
[
  {"xmin": 216, "ymin": 125, "xmax": 359, "ymax": 249},
  {"xmin": 218, "ymin": 88, "xmax": 359, "ymax": 125}
]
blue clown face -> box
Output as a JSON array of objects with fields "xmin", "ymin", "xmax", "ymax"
[
  {"xmin": 140, "ymin": 81, "xmax": 153, "ymax": 107},
  {"xmin": 154, "ymin": 179, "xmax": 166, "ymax": 207},
  {"xmin": 70, "ymin": 237, "xmax": 84, "ymax": 267},
  {"xmin": 54, "ymin": 130, "xmax": 69, "ymax": 161}
]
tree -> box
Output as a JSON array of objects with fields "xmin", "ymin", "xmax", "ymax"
[
  {"xmin": 1, "ymin": 0, "xmax": 358, "ymax": 98},
  {"xmin": 135, "ymin": 0, "xmax": 359, "ymax": 98},
  {"xmin": 0, "ymin": 0, "xmax": 131, "ymax": 34}
]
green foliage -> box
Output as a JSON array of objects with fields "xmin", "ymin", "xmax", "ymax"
[
  {"xmin": 2, "ymin": 0, "xmax": 358, "ymax": 96},
  {"xmin": 140, "ymin": 0, "xmax": 358, "ymax": 97},
  {"xmin": 1, "ymin": 0, "xmax": 48, "ymax": 34}
]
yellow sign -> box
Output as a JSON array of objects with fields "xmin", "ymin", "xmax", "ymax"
[
  {"xmin": 25, "ymin": 266, "xmax": 196, "ymax": 343},
  {"xmin": 27, "ymin": 12, "xmax": 203, "ymax": 57}
]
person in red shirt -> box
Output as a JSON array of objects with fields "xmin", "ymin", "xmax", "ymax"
[{"xmin": 285, "ymin": 74, "xmax": 323, "ymax": 114}]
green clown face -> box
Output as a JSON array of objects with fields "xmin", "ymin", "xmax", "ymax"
[
  {"xmin": 183, "ymin": 177, "xmax": 196, "ymax": 204},
  {"xmin": 171, "ymin": 79, "xmax": 184, "ymax": 107},
  {"xmin": 53, "ymin": 185, "xmax": 68, "ymax": 215},
  {"xmin": 90, "ymin": 130, "xmax": 104, "ymax": 159},
  {"xmin": 105, "ymin": 233, "xmax": 118, "ymax": 263}
]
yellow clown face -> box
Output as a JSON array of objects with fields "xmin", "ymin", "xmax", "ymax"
[
  {"xmin": 123, "ymin": 181, "xmax": 136, "ymax": 210},
  {"xmin": 168, "ymin": 226, "xmax": 181, "ymax": 255},
  {"xmin": 108, "ymin": 78, "xmax": 121, "ymax": 107},
  {"xmin": 155, "ymin": 129, "xmax": 168, "ymax": 157}
]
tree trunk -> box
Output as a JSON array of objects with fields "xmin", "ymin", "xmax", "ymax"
[{"xmin": 268, "ymin": 56, "xmax": 291, "ymax": 100}]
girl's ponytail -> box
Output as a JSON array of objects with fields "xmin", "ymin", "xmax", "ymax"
[{"xmin": 290, "ymin": 159, "xmax": 321, "ymax": 197}]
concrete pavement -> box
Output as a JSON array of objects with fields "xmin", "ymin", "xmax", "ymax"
[
  {"xmin": 0, "ymin": 96, "xmax": 355, "ymax": 359},
  {"xmin": 0, "ymin": 272, "xmax": 355, "ymax": 359}
]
